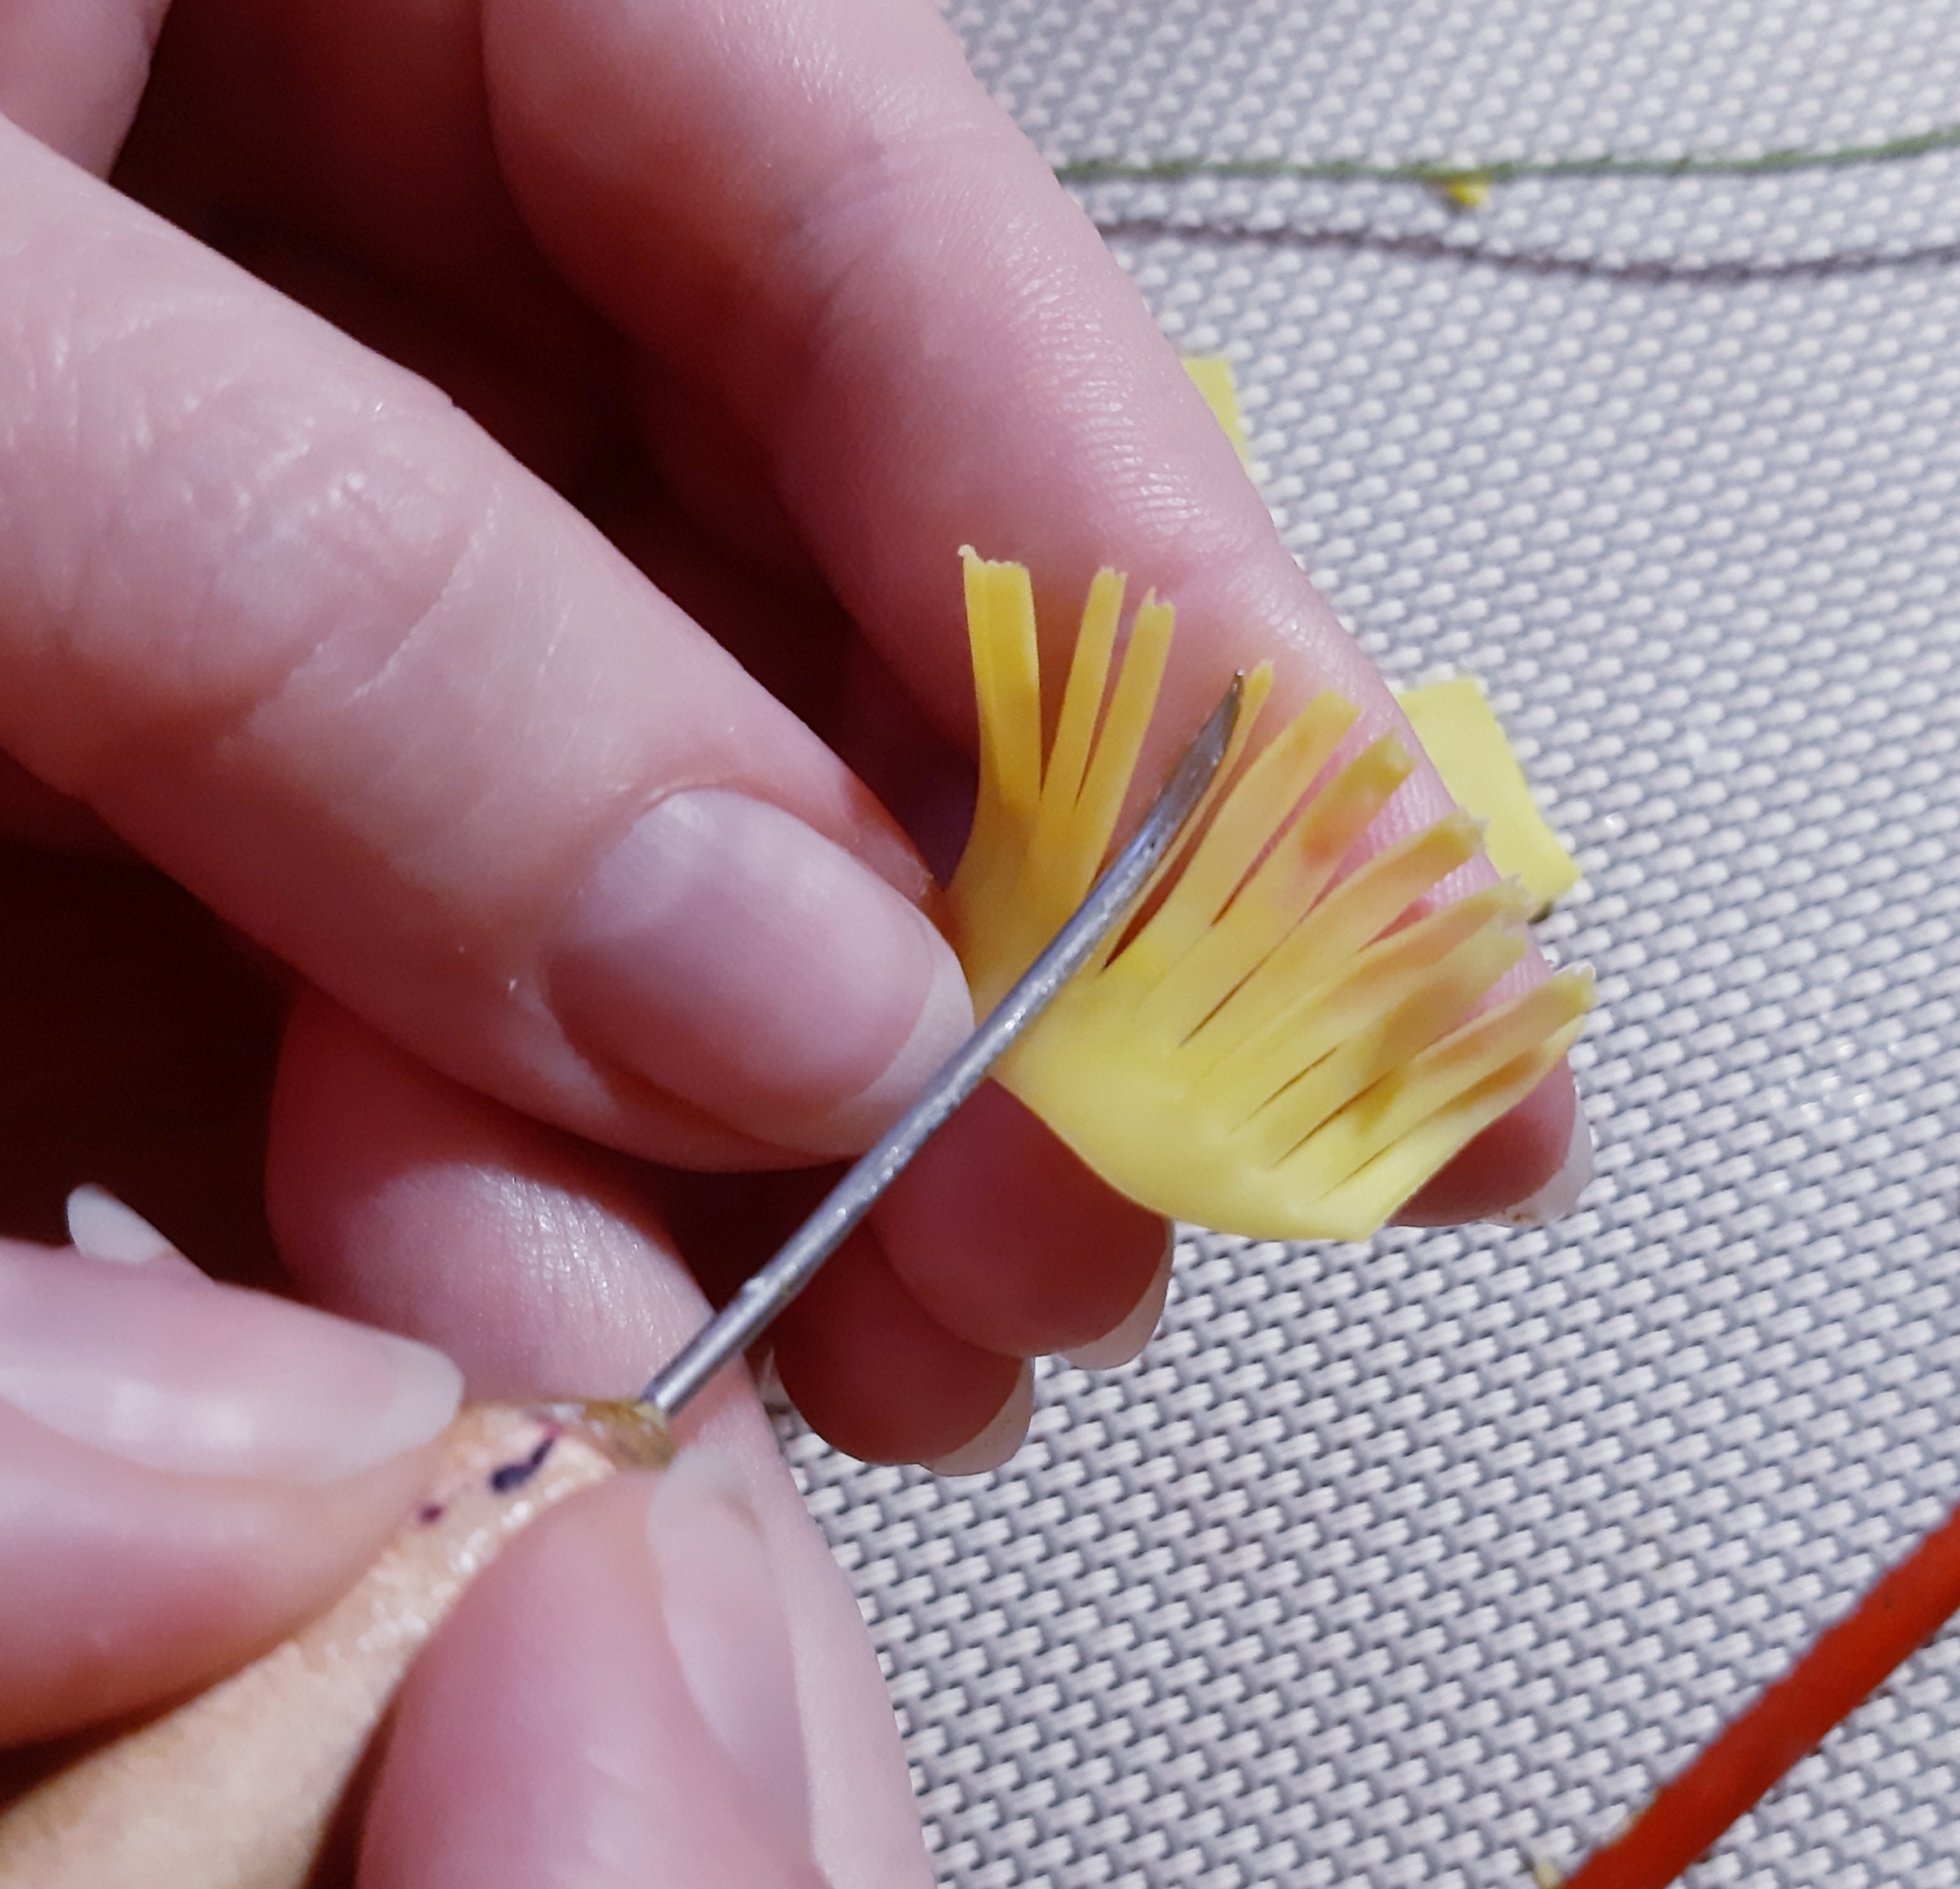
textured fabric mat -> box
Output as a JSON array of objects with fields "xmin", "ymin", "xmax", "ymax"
[{"xmin": 785, "ymin": 4, "xmax": 1960, "ymax": 1882}]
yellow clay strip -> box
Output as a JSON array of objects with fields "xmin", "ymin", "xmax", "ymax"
[
  {"xmin": 1181, "ymin": 356, "xmax": 1254, "ymax": 467},
  {"xmin": 1037, "ymin": 567, "xmax": 1125, "ymax": 819},
  {"xmin": 1316, "ymin": 1011, "xmax": 1591, "ymax": 1233},
  {"xmin": 1179, "ymin": 810, "xmax": 1487, "ymax": 1074},
  {"xmin": 1059, "ymin": 595, "xmax": 1174, "ymax": 906},
  {"xmin": 1301, "ymin": 971, "xmax": 1596, "ymax": 1189},
  {"xmin": 962, "ymin": 551, "xmax": 1044, "ymax": 835},
  {"xmin": 1122, "ymin": 690, "xmax": 1357, "ymax": 976},
  {"xmin": 1238, "ymin": 920, "xmax": 1530, "ymax": 1166},
  {"xmin": 1098, "ymin": 659, "xmax": 1278, "ymax": 989},
  {"xmin": 1138, "ymin": 735, "xmax": 1415, "ymax": 1049},
  {"xmin": 1195, "ymin": 882, "xmax": 1535, "ymax": 1122}
]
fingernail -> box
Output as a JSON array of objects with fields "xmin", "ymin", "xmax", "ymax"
[
  {"xmin": 0, "ymin": 1247, "xmax": 461, "ymax": 1481},
  {"xmin": 552, "ymin": 790, "xmax": 973, "ymax": 1155},
  {"xmin": 1062, "ymin": 1230, "xmax": 1176, "ymax": 1369},
  {"xmin": 65, "ymin": 1185, "xmax": 183, "ymax": 1265},
  {"xmin": 750, "ymin": 1346, "xmax": 794, "ymax": 1416},
  {"xmin": 924, "ymin": 1360, "xmax": 1036, "ymax": 1477},
  {"xmin": 647, "ymin": 1451, "xmax": 813, "ymax": 1860},
  {"xmin": 1488, "ymin": 1104, "xmax": 1595, "ymax": 1227}
]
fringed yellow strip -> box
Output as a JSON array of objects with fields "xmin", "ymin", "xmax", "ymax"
[{"xmin": 946, "ymin": 552, "xmax": 1593, "ymax": 1241}]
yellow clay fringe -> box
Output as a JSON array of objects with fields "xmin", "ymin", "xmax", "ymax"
[{"xmin": 947, "ymin": 550, "xmax": 1592, "ymax": 1243}]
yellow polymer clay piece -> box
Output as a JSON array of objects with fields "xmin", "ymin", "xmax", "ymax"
[
  {"xmin": 947, "ymin": 551, "xmax": 1592, "ymax": 1242},
  {"xmin": 1181, "ymin": 356, "xmax": 1254, "ymax": 467},
  {"xmin": 1396, "ymin": 676, "xmax": 1581, "ymax": 911}
]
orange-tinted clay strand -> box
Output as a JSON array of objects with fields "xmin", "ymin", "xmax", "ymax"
[{"xmin": 1560, "ymin": 1490, "xmax": 1960, "ymax": 1888}]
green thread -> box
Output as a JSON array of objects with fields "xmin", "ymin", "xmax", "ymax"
[{"xmin": 1054, "ymin": 121, "xmax": 1960, "ymax": 205}]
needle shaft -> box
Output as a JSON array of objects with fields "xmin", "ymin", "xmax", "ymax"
[{"xmin": 640, "ymin": 674, "xmax": 1244, "ymax": 1421}]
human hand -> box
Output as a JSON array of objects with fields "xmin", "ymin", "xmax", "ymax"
[
  {"xmin": 0, "ymin": 1211, "xmax": 921, "ymax": 1888},
  {"xmin": 0, "ymin": 0, "xmax": 1585, "ymax": 1472}
]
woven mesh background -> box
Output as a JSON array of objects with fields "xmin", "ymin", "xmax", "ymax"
[{"xmin": 788, "ymin": 4, "xmax": 1960, "ymax": 1882}]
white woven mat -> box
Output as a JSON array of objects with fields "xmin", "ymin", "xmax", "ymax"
[{"xmin": 787, "ymin": 5, "xmax": 1960, "ymax": 1882}]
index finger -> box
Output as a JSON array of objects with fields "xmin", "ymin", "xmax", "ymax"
[{"xmin": 481, "ymin": 0, "xmax": 1584, "ymax": 1208}]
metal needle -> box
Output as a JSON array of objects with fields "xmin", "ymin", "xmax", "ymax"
[{"xmin": 640, "ymin": 673, "xmax": 1245, "ymax": 1421}]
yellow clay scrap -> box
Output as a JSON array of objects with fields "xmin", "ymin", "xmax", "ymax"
[
  {"xmin": 947, "ymin": 551, "xmax": 1592, "ymax": 1242},
  {"xmin": 1181, "ymin": 355, "xmax": 1254, "ymax": 467},
  {"xmin": 1396, "ymin": 675, "xmax": 1581, "ymax": 909}
]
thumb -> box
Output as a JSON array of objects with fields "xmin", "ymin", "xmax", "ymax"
[
  {"xmin": 0, "ymin": 119, "xmax": 971, "ymax": 1166},
  {"xmin": 361, "ymin": 1461, "xmax": 833, "ymax": 1889}
]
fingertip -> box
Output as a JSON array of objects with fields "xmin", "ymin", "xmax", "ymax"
[
  {"xmin": 1483, "ymin": 1096, "xmax": 1594, "ymax": 1227},
  {"xmin": 923, "ymin": 1359, "xmax": 1034, "ymax": 1477},
  {"xmin": 363, "ymin": 1475, "xmax": 826, "ymax": 1889},
  {"xmin": 645, "ymin": 1453, "xmax": 813, "ymax": 1860},
  {"xmin": 1395, "ymin": 1063, "xmax": 1588, "ymax": 1227},
  {"xmin": 0, "ymin": 1238, "xmax": 460, "ymax": 1486},
  {"xmin": 1061, "ymin": 1230, "xmax": 1174, "ymax": 1370},
  {"xmin": 873, "ymin": 1083, "xmax": 1169, "ymax": 1358},
  {"xmin": 0, "ymin": 0, "xmax": 161, "ymax": 176},
  {"xmin": 771, "ymin": 1230, "xmax": 1023, "ymax": 1465}
]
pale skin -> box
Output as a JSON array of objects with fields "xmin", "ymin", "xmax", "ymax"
[{"xmin": 0, "ymin": 0, "xmax": 1585, "ymax": 1878}]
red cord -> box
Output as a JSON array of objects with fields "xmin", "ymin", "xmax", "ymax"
[{"xmin": 1560, "ymin": 1493, "xmax": 1960, "ymax": 1889}]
